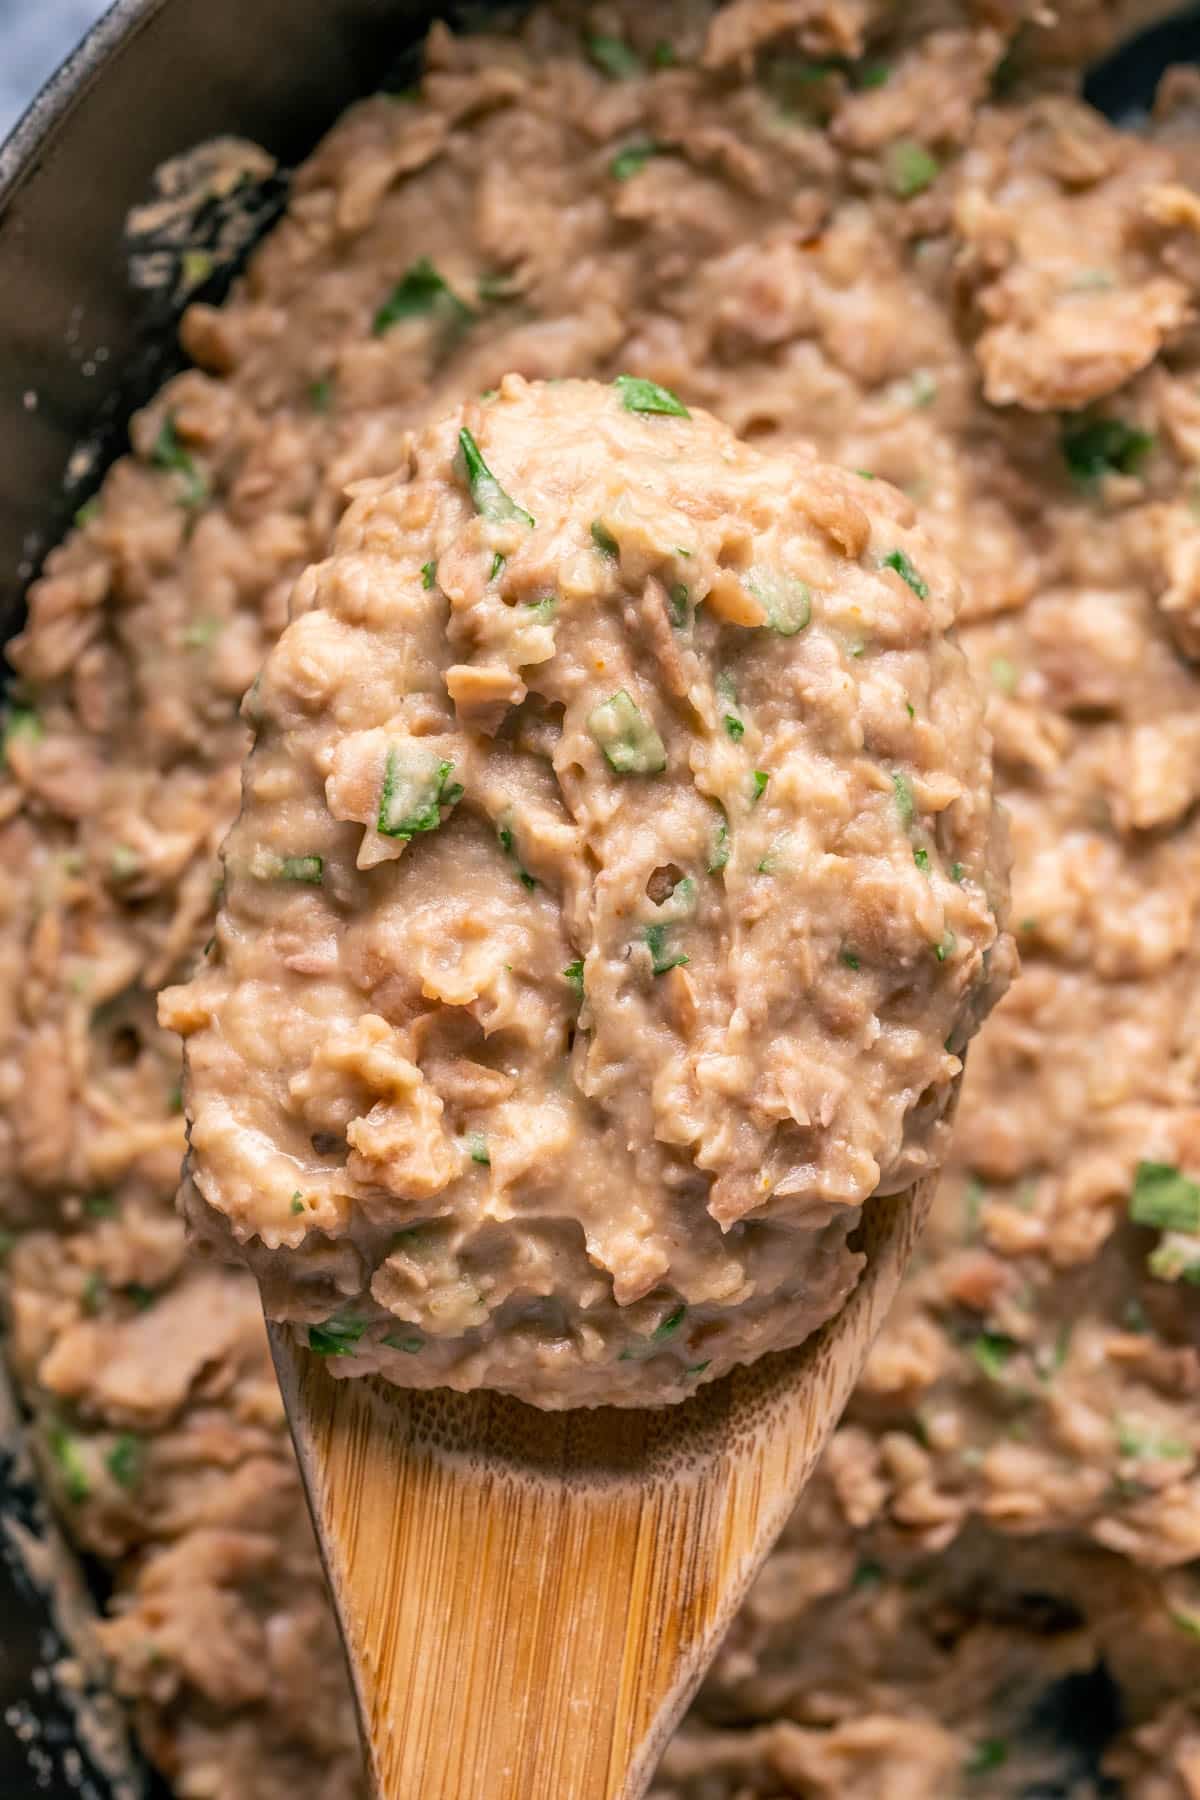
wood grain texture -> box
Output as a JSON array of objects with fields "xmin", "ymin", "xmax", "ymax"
[{"xmin": 269, "ymin": 1172, "xmax": 936, "ymax": 1800}]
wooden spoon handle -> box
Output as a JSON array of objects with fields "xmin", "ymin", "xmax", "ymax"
[{"xmin": 270, "ymin": 1176, "xmax": 934, "ymax": 1800}]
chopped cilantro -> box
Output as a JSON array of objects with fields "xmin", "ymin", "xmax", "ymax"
[
  {"xmin": 421, "ymin": 561, "xmax": 436, "ymax": 590},
  {"xmin": 591, "ymin": 522, "xmax": 619, "ymax": 562},
  {"xmin": 1115, "ymin": 1417, "xmax": 1191, "ymax": 1462},
  {"xmin": 151, "ymin": 414, "xmax": 208, "ymax": 508},
  {"xmin": 989, "ymin": 655, "xmax": 1018, "ymax": 693},
  {"xmin": 477, "ymin": 271, "xmax": 518, "ymax": 302},
  {"xmin": 125, "ymin": 1284, "xmax": 157, "ymax": 1311},
  {"xmin": 708, "ymin": 812, "xmax": 730, "ymax": 874},
  {"xmin": 913, "ymin": 847, "xmax": 930, "ymax": 872},
  {"xmin": 308, "ymin": 1315, "xmax": 368, "ymax": 1357},
  {"xmin": 466, "ymin": 1133, "xmax": 490, "ymax": 1166},
  {"xmin": 290, "ymin": 1196, "xmax": 305, "ymax": 1215},
  {"xmin": 667, "ymin": 583, "xmax": 690, "ymax": 629},
  {"xmin": 886, "ymin": 140, "xmax": 940, "ymax": 198},
  {"xmin": 856, "ymin": 61, "xmax": 891, "ymax": 88},
  {"xmin": 1130, "ymin": 1161, "xmax": 1200, "ymax": 1233},
  {"xmin": 653, "ymin": 1303, "xmax": 687, "ymax": 1339},
  {"xmin": 950, "ymin": 862, "xmax": 965, "ymax": 884},
  {"xmin": 489, "ymin": 552, "xmax": 506, "ymax": 582},
  {"xmin": 935, "ymin": 928, "xmax": 957, "ymax": 962},
  {"xmin": 84, "ymin": 1192, "xmax": 116, "ymax": 1218},
  {"xmin": 751, "ymin": 770, "xmax": 769, "ymax": 801},
  {"xmin": 965, "ymin": 1739, "xmax": 1008, "ymax": 1775},
  {"xmin": 840, "ymin": 948, "xmax": 860, "ymax": 970},
  {"xmin": 970, "ymin": 1332, "xmax": 1017, "ymax": 1379},
  {"xmin": 883, "ymin": 548, "xmax": 929, "ymax": 599},
  {"xmin": 378, "ymin": 748, "xmax": 462, "ymax": 839},
  {"xmin": 47, "ymin": 1425, "xmax": 90, "ymax": 1504},
  {"xmin": 279, "ymin": 855, "xmax": 323, "ymax": 885},
  {"xmin": 106, "ymin": 1434, "xmax": 143, "ymax": 1491},
  {"xmin": 652, "ymin": 40, "xmax": 676, "ymax": 67},
  {"xmin": 182, "ymin": 618, "xmax": 221, "ymax": 649},
  {"xmin": 3, "ymin": 705, "xmax": 43, "ymax": 765},
  {"xmin": 497, "ymin": 820, "xmax": 537, "ymax": 890},
  {"xmin": 685, "ymin": 1360, "xmax": 711, "ymax": 1376},
  {"xmin": 373, "ymin": 258, "xmax": 473, "ymax": 335},
  {"xmin": 81, "ymin": 1272, "xmax": 107, "ymax": 1315},
  {"xmin": 746, "ymin": 566, "xmax": 811, "ymax": 634},
  {"xmin": 563, "ymin": 959, "xmax": 585, "ymax": 996},
  {"xmin": 614, "ymin": 373, "xmax": 690, "ymax": 417},
  {"xmin": 852, "ymin": 1558, "xmax": 884, "ymax": 1588},
  {"xmin": 74, "ymin": 497, "xmax": 100, "ymax": 528},
  {"xmin": 644, "ymin": 923, "xmax": 688, "ymax": 975},
  {"xmin": 588, "ymin": 690, "xmax": 667, "ymax": 775},
  {"xmin": 1061, "ymin": 416, "xmax": 1154, "ymax": 483},
  {"xmin": 724, "ymin": 715, "xmax": 745, "ymax": 741},
  {"xmin": 309, "ymin": 375, "xmax": 334, "ymax": 413},
  {"xmin": 891, "ymin": 771, "xmax": 915, "ymax": 827},
  {"xmin": 457, "ymin": 428, "xmax": 535, "ymax": 527},
  {"xmin": 587, "ymin": 33, "xmax": 642, "ymax": 78},
  {"xmin": 609, "ymin": 140, "xmax": 661, "ymax": 182}
]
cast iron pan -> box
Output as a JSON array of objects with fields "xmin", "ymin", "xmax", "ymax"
[{"xmin": 0, "ymin": 4, "xmax": 1195, "ymax": 1795}]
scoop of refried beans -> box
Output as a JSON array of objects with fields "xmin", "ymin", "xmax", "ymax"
[{"xmin": 160, "ymin": 373, "xmax": 1013, "ymax": 1408}]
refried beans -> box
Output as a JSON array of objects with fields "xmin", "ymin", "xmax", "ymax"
[
  {"xmin": 161, "ymin": 375, "xmax": 1009, "ymax": 1408},
  {"xmin": 1, "ymin": 1, "xmax": 1199, "ymax": 1794}
]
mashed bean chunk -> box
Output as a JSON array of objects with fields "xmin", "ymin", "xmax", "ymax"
[{"xmin": 162, "ymin": 377, "xmax": 1010, "ymax": 1409}]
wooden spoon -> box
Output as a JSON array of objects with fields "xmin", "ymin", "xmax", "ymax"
[{"xmin": 268, "ymin": 1161, "xmax": 939, "ymax": 1800}]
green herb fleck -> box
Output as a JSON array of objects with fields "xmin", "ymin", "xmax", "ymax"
[
  {"xmin": 81, "ymin": 1272, "xmax": 107, "ymax": 1315},
  {"xmin": 891, "ymin": 771, "xmax": 914, "ymax": 826},
  {"xmin": 724, "ymin": 714, "xmax": 745, "ymax": 741},
  {"xmin": 1170, "ymin": 1607, "xmax": 1200, "ymax": 1639},
  {"xmin": 563, "ymin": 960, "xmax": 585, "ymax": 996},
  {"xmin": 84, "ymin": 1192, "xmax": 116, "ymax": 1219},
  {"xmin": 653, "ymin": 1303, "xmax": 687, "ymax": 1339},
  {"xmin": 182, "ymin": 617, "xmax": 221, "ymax": 649},
  {"xmin": 965, "ymin": 1740, "xmax": 1008, "ymax": 1775},
  {"xmin": 497, "ymin": 820, "xmax": 537, "ymax": 890},
  {"xmin": 652, "ymin": 40, "xmax": 676, "ymax": 67},
  {"xmin": 1115, "ymin": 1416, "xmax": 1191, "ymax": 1462},
  {"xmin": 913, "ymin": 847, "xmax": 930, "ymax": 872},
  {"xmin": 644, "ymin": 923, "xmax": 688, "ymax": 976},
  {"xmin": 308, "ymin": 1315, "xmax": 368, "ymax": 1358},
  {"xmin": 466, "ymin": 1133, "xmax": 490, "ymax": 1166},
  {"xmin": 708, "ymin": 812, "xmax": 730, "ymax": 874},
  {"xmin": 746, "ymin": 566, "xmax": 811, "ymax": 635},
  {"xmin": 477, "ymin": 271, "xmax": 518, "ymax": 303},
  {"xmin": 935, "ymin": 928, "xmax": 956, "ymax": 962},
  {"xmin": 125, "ymin": 1284, "xmax": 157, "ymax": 1311},
  {"xmin": 309, "ymin": 375, "xmax": 334, "ymax": 413},
  {"xmin": 588, "ymin": 690, "xmax": 667, "ymax": 775},
  {"xmin": 886, "ymin": 140, "xmax": 940, "ymax": 198},
  {"xmin": 989, "ymin": 655, "xmax": 1018, "ymax": 693},
  {"xmin": 373, "ymin": 258, "xmax": 473, "ymax": 335},
  {"xmin": 840, "ymin": 948, "xmax": 860, "ymax": 970},
  {"xmin": 458, "ymin": 428, "xmax": 535, "ymax": 527},
  {"xmin": 1062, "ymin": 416, "xmax": 1154, "ymax": 483},
  {"xmin": 970, "ymin": 1331, "xmax": 1017, "ymax": 1379},
  {"xmin": 856, "ymin": 61, "xmax": 891, "ymax": 88},
  {"xmin": 74, "ymin": 497, "xmax": 100, "ymax": 528},
  {"xmin": 852, "ymin": 1558, "xmax": 884, "ymax": 1588},
  {"xmin": 610, "ymin": 140, "xmax": 661, "ymax": 182},
  {"xmin": 378, "ymin": 748, "xmax": 462, "ymax": 839},
  {"xmin": 3, "ymin": 706, "xmax": 43, "ymax": 765},
  {"xmin": 591, "ymin": 519, "xmax": 619, "ymax": 558},
  {"xmin": 587, "ymin": 33, "xmax": 642, "ymax": 78},
  {"xmin": 950, "ymin": 862, "xmax": 965, "ymax": 884},
  {"xmin": 106, "ymin": 1434, "xmax": 143, "ymax": 1491},
  {"xmin": 279, "ymin": 855, "xmax": 323, "ymax": 885},
  {"xmin": 47, "ymin": 1425, "xmax": 91, "ymax": 1504},
  {"xmin": 383, "ymin": 1333, "xmax": 424, "ymax": 1353},
  {"xmin": 151, "ymin": 414, "xmax": 208, "ymax": 508},
  {"xmin": 1130, "ymin": 1161, "xmax": 1200, "ymax": 1233},
  {"xmin": 614, "ymin": 373, "xmax": 689, "ymax": 418},
  {"xmin": 667, "ymin": 584, "xmax": 690, "ymax": 629},
  {"xmin": 685, "ymin": 1360, "xmax": 711, "ymax": 1376},
  {"xmin": 883, "ymin": 549, "xmax": 929, "ymax": 599},
  {"xmin": 421, "ymin": 561, "xmax": 436, "ymax": 590}
]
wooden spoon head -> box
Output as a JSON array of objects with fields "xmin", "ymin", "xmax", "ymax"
[{"xmin": 269, "ymin": 1170, "xmax": 936, "ymax": 1800}]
